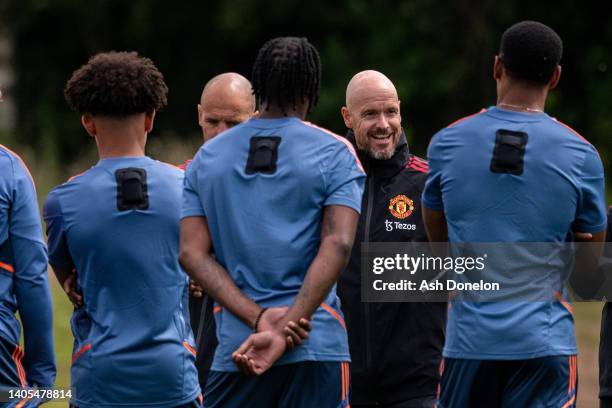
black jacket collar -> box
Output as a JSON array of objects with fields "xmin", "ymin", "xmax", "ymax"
[{"xmin": 345, "ymin": 129, "xmax": 409, "ymax": 178}]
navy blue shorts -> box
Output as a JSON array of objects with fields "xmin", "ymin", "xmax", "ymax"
[
  {"xmin": 436, "ymin": 356, "xmax": 577, "ymax": 408},
  {"xmin": 204, "ymin": 361, "xmax": 350, "ymax": 408}
]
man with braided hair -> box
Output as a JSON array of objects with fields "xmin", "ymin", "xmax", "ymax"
[{"xmin": 180, "ymin": 37, "xmax": 365, "ymax": 407}]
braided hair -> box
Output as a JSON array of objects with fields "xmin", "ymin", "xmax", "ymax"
[{"xmin": 252, "ymin": 37, "xmax": 321, "ymax": 114}]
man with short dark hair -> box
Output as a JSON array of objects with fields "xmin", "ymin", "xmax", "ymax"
[
  {"xmin": 45, "ymin": 51, "xmax": 201, "ymax": 407},
  {"xmin": 180, "ymin": 37, "xmax": 365, "ymax": 407},
  {"xmin": 423, "ymin": 21, "xmax": 606, "ymax": 407},
  {"xmin": 337, "ymin": 70, "xmax": 445, "ymax": 408}
]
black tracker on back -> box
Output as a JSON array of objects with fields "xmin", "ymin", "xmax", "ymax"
[
  {"xmin": 115, "ymin": 168, "xmax": 149, "ymax": 210},
  {"xmin": 246, "ymin": 136, "xmax": 281, "ymax": 174},
  {"xmin": 490, "ymin": 129, "xmax": 528, "ymax": 175}
]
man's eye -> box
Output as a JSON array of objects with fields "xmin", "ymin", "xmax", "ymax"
[{"xmin": 206, "ymin": 119, "xmax": 219, "ymax": 125}]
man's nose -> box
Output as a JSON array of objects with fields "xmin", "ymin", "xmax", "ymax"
[{"xmin": 375, "ymin": 113, "xmax": 390, "ymax": 130}]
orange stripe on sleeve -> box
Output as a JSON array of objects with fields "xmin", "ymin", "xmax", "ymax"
[
  {"xmin": 12, "ymin": 346, "xmax": 26, "ymax": 388},
  {"xmin": 321, "ymin": 303, "xmax": 347, "ymax": 331},
  {"xmin": 0, "ymin": 144, "xmax": 36, "ymax": 189},
  {"xmin": 213, "ymin": 306, "xmax": 222, "ymax": 314},
  {"xmin": 555, "ymin": 120, "xmax": 591, "ymax": 145},
  {"xmin": 183, "ymin": 341, "xmax": 197, "ymax": 357},
  {"xmin": 554, "ymin": 291, "xmax": 574, "ymax": 316},
  {"xmin": 15, "ymin": 396, "xmax": 31, "ymax": 408},
  {"xmin": 561, "ymin": 394, "xmax": 576, "ymax": 408},
  {"xmin": 71, "ymin": 343, "xmax": 92, "ymax": 364},
  {"xmin": 0, "ymin": 262, "xmax": 14, "ymax": 273}
]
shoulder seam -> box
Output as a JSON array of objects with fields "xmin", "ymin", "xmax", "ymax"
[
  {"xmin": 0, "ymin": 144, "xmax": 36, "ymax": 190},
  {"xmin": 67, "ymin": 169, "xmax": 91, "ymax": 183},
  {"xmin": 446, "ymin": 109, "xmax": 487, "ymax": 128},
  {"xmin": 550, "ymin": 118, "xmax": 594, "ymax": 147},
  {"xmin": 300, "ymin": 121, "xmax": 365, "ymax": 173}
]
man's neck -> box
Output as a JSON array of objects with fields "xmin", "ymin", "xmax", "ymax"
[
  {"xmin": 96, "ymin": 138, "xmax": 146, "ymax": 159},
  {"xmin": 496, "ymin": 83, "xmax": 548, "ymax": 113},
  {"xmin": 90, "ymin": 115, "xmax": 148, "ymax": 159},
  {"xmin": 258, "ymin": 102, "xmax": 308, "ymax": 120}
]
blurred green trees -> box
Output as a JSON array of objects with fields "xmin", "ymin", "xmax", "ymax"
[{"xmin": 1, "ymin": 0, "xmax": 611, "ymax": 174}]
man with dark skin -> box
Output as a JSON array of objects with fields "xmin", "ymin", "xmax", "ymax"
[
  {"xmin": 423, "ymin": 21, "xmax": 606, "ymax": 408},
  {"xmin": 180, "ymin": 37, "xmax": 364, "ymax": 407}
]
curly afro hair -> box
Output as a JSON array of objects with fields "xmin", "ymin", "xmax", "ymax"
[
  {"xmin": 499, "ymin": 21, "xmax": 563, "ymax": 85},
  {"xmin": 64, "ymin": 51, "xmax": 168, "ymax": 116}
]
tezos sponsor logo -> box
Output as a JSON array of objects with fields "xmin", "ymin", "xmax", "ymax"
[{"xmin": 385, "ymin": 219, "xmax": 416, "ymax": 232}]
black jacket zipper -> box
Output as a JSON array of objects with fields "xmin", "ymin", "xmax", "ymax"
[{"xmin": 363, "ymin": 174, "xmax": 375, "ymax": 373}]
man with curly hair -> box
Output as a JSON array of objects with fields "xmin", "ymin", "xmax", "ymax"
[{"xmin": 43, "ymin": 51, "xmax": 202, "ymax": 408}]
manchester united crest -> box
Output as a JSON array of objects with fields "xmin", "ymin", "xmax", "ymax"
[{"xmin": 388, "ymin": 195, "xmax": 414, "ymax": 219}]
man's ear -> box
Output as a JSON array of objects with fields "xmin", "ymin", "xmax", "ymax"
[
  {"xmin": 81, "ymin": 114, "xmax": 96, "ymax": 138},
  {"xmin": 145, "ymin": 110, "xmax": 156, "ymax": 133},
  {"xmin": 493, "ymin": 55, "xmax": 503, "ymax": 80},
  {"xmin": 197, "ymin": 104, "xmax": 204, "ymax": 127},
  {"xmin": 341, "ymin": 106, "xmax": 352, "ymax": 128},
  {"xmin": 548, "ymin": 65, "xmax": 562, "ymax": 90}
]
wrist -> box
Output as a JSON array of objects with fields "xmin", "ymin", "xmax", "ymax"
[{"xmin": 253, "ymin": 307, "xmax": 269, "ymax": 332}]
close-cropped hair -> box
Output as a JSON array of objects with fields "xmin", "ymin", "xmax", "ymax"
[
  {"xmin": 499, "ymin": 21, "xmax": 563, "ymax": 85},
  {"xmin": 64, "ymin": 51, "xmax": 168, "ymax": 116},
  {"xmin": 251, "ymin": 36, "xmax": 321, "ymax": 114}
]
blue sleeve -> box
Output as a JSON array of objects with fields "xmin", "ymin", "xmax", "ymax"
[
  {"xmin": 43, "ymin": 189, "xmax": 74, "ymax": 270},
  {"xmin": 323, "ymin": 142, "xmax": 366, "ymax": 213},
  {"xmin": 10, "ymin": 159, "xmax": 56, "ymax": 387},
  {"xmin": 181, "ymin": 155, "xmax": 206, "ymax": 219},
  {"xmin": 422, "ymin": 132, "xmax": 445, "ymax": 211},
  {"xmin": 572, "ymin": 147, "xmax": 607, "ymax": 233}
]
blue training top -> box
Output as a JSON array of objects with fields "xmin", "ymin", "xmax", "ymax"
[
  {"xmin": 182, "ymin": 117, "xmax": 365, "ymax": 372},
  {"xmin": 0, "ymin": 145, "xmax": 55, "ymax": 388},
  {"xmin": 44, "ymin": 156, "xmax": 200, "ymax": 408},
  {"xmin": 422, "ymin": 107, "xmax": 607, "ymax": 359}
]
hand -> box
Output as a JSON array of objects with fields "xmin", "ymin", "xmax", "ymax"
[
  {"xmin": 189, "ymin": 279, "xmax": 203, "ymax": 298},
  {"xmin": 232, "ymin": 330, "xmax": 287, "ymax": 375},
  {"xmin": 573, "ymin": 231, "xmax": 593, "ymax": 241},
  {"xmin": 257, "ymin": 307, "xmax": 312, "ymax": 348},
  {"xmin": 284, "ymin": 319, "xmax": 312, "ymax": 349},
  {"xmin": 63, "ymin": 269, "xmax": 83, "ymax": 307}
]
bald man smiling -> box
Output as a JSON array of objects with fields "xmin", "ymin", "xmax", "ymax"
[{"xmin": 337, "ymin": 71, "xmax": 446, "ymax": 408}]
